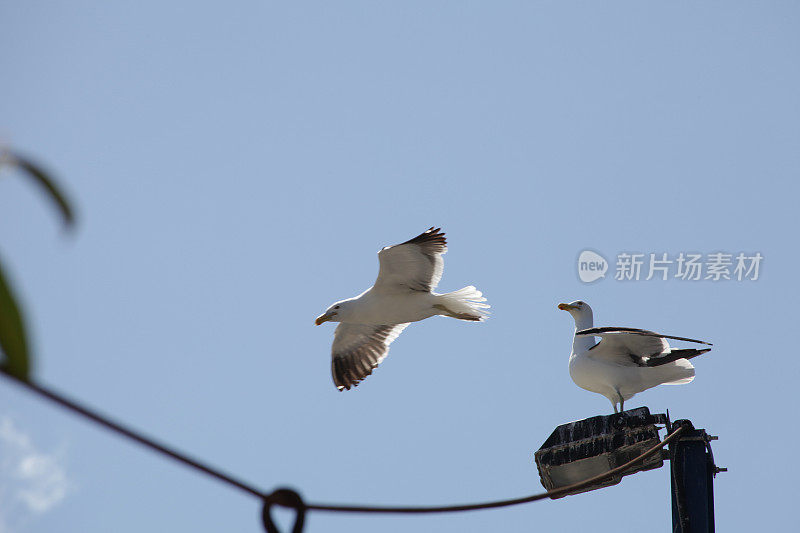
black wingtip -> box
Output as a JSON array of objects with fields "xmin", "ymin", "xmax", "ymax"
[
  {"xmin": 644, "ymin": 347, "xmax": 712, "ymax": 367},
  {"xmin": 332, "ymin": 356, "xmax": 374, "ymax": 391},
  {"xmin": 401, "ymin": 227, "xmax": 447, "ymax": 249}
]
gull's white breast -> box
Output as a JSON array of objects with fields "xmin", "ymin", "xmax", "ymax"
[{"xmin": 568, "ymin": 353, "xmax": 649, "ymax": 402}]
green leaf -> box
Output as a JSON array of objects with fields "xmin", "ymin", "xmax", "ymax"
[
  {"xmin": 0, "ymin": 257, "xmax": 30, "ymax": 380},
  {"xmin": 2, "ymin": 150, "xmax": 75, "ymax": 229}
]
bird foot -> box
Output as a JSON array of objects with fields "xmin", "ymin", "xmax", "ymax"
[{"xmin": 433, "ymin": 304, "xmax": 481, "ymax": 321}]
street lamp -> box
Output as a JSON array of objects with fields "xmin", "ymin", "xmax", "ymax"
[
  {"xmin": 534, "ymin": 408, "xmax": 724, "ymax": 532},
  {"xmin": 534, "ymin": 407, "xmax": 667, "ymax": 497}
]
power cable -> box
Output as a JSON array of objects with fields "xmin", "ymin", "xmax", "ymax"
[{"xmin": 1, "ymin": 371, "xmax": 686, "ymax": 532}]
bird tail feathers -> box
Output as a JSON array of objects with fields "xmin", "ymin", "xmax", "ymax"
[
  {"xmin": 661, "ymin": 358, "xmax": 696, "ymax": 385},
  {"xmin": 435, "ymin": 286, "xmax": 490, "ymax": 321}
]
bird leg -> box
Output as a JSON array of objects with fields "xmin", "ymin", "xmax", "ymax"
[
  {"xmin": 616, "ymin": 390, "xmax": 625, "ymax": 413},
  {"xmin": 432, "ymin": 304, "xmax": 481, "ymax": 321}
]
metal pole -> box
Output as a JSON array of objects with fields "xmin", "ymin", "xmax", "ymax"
[{"xmin": 669, "ymin": 419, "xmax": 717, "ymax": 533}]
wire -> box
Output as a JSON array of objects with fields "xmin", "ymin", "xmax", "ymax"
[
  {"xmin": 1, "ymin": 373, "xmax": 267, "ymax": 500},
  {"xmin": 304, "ymin": 424, "xmax": 686, "ymax": 513},
  {"xmin": 2, "ymin": 371, "xmax": 686, "ymax": 529}
]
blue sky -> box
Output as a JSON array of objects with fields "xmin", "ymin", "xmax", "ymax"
[{"xmin": 1, "ymin": 1, "xmax": 798, "ymax": 531}]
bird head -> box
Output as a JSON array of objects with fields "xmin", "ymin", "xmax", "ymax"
[
  {"xmin": 558, "ymin": 300, "xmax": 592, "ymax": 319},
  {"xmin": 315, "ymin": 300, "xmax": 352, "ymax": 325}
]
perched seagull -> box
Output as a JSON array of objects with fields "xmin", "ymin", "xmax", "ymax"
[
  {"xmin": 558, "ymin": 300, "xmax": 712, "ymax": 413},
  {"xmin": 315, "ymin": 227, "xmax": 489, "ymax": 391}
]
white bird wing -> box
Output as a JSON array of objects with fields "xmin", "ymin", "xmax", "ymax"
[
  {"xmin": 576, "ymin": 327, "xmax": 712, "ymax": 367},
  {"xmin": 373, "ymin": 227, "xmax": 447, "ymax": 294},
  {"xmin": 331, "ymin": 322, "xmax": 410, "ymax": 390}
]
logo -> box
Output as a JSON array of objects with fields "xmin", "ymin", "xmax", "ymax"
[
  {"xmin": 575, "ymin": 250, "xmax": 763, "ymax": 282},
  {"xmin": 577, "ymin": 250, "xmax": 608, "ymax": 283}
]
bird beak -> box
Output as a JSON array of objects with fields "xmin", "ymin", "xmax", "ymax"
[
  {"xmin": 558, "ymin": 303, "xmax": 575, "ymax": 311},
  {"xmin": 315, "ymin": 311, "xmax": 336, "ymax": 325}
]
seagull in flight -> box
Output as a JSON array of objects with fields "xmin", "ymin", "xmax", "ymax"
[
  {"xmin": 316, "ymin": 228, "xmax": 489, "ymax": 391},
  {"xmin": 558, "ymin": 300, "xmax": 712, "ymax": 413}
]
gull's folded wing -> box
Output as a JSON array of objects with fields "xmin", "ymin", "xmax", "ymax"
[{"xmin": 576, "ymin": 327, "xmax": 712, "ymax": 367}]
